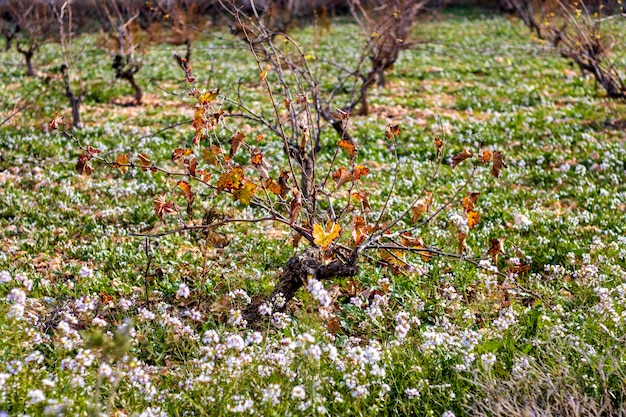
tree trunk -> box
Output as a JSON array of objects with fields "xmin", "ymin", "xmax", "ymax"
[
  {"xmin": 70, "ymin": 95, "xmax": 82, "ymax": 128},
  {"xmin": 17, "ymin": 45, "xmax": 36, "ymax": 77},
  {"xmin": 243, "ymin": 247, "xmax": 359, "ymax": 327},
  {"xmin": 126, "ymin": 74, "xmax": 143, "ymax": 105}
]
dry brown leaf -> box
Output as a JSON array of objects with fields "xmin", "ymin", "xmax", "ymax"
[
  {"xmin": 352, "ymin": 216, "xmax": 367, "ymax": 245},
  {"xmin": 411, "ymin": 192, "xmax": 433, "ymax": 224},
  {"xmin": 486, "ymin": 237, "xmax": 505, "ymax": 262},
  {"xmin": 289, "ymin": 189, "xmax": 302, "ymax": 225},
  {"xmin": 452, "ymin": 148, "xmax": 473, "ymax": 168},
  {"xmin": 115, "ymin": 153, "xmax": 129, "ymax": 174},
  {"xmin": 492, "ymin": 150, "xmax": 506, "ymax": 178}
]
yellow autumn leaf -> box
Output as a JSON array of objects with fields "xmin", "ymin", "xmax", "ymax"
[
  {"xmin": 233, "ymin": 180, "xmax": 257, "ymax": 205},
  {"xmin": 198, "ymin": 89, "xmax": 219, "ymax": 105},
  {"xmin": 313, "ymin": 221, "xmax": 342, "ymax": 250}
]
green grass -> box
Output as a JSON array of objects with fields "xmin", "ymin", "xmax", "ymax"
[{"xmin": 1, "ymin": 8, "xmax": 626, "ymax": 416}]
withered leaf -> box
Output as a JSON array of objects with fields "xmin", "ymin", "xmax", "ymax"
[
  {"xmin": 352, "ymin": 191, "xmax": 371, "ymax": 211},
  {"xmin": 137, "ymin": 153, "xmax": 151, "ymax": 171},
  {"xmin": 184, "ymin": 157, "xmax": 198, "ymax": 177},
  {"xmin": 457, "ymin": 231, "xmax": 468, "ymax": 254},
  {"xmin": 263, "ymin": 178, "xmax": 282, "ymax": 196},
  {"xmin": 479, "ymin": 150, "xmax": 492, "ymax": 164},
  {"xmin": 461, "ymin": 192, "xmax": 480, "ymax": 213},
  {"xmin": 76, "ymin": 155, "xmax": 93, "ymax": 176},
  {"xmin": 338, "ymin": 139, "xmax": 356, "ymax": 159},
  {"xmin": 114, "ymin": 153, "xmax": 129, "ymax": 174},
  {"xmin": 49, "ymin": 112, "xmax": 64, "ymax": 130},
  {"xmin": 278, "ymin": 171, "xmax": 290, "ymax": 197},
  {"xmin": 486, "ymin": 237, "xmax": 505, "ymax": 262},
  {"xmin": 289, "ymin": 189, "xmax": 302, "ymax": 225},
  {"xmin": 452, "ymin": 148, "xmax": 474, "ymax": 168},
  {"xmin": 352, "ymin": 216, "xmax": 367, "ymax": 245},
  {"xmin": 172, "ymin": 148, "xmax": 193, "ymax": 162},
  {"xmin": 76, "ymin": 146, "xmax": 100, "ymax": 176},
  {"xmin": 233, "ymin": 180, "xmax": 257, "ymax": 205},
  {"xmin": 352, "ymin": 165, "xmax": 370, "ymax": 180},
  {"xmin": 386, "ymin": 124, "xmax": 401, "ymax": 139},
  {"xmin": 411, "ymin": 192, "xmax": 433, "ymax": 224},
  {"xmin": 202, "ymin": 145, "xmax": 221, "ymax": 166},
  {"xmin": 400, "ymin": 233, "xmax": 432, "ymax": 262},
  {"xmin": 177, "ymin": 180, "xmax": 194, "ymax": 203},
  {"xmin": 492, "ymin": 150, "xmax": 507, "ymax": 178},
  {"xmin": 229, "ymin": 132, "xmax": 245, "ymax": 158},
  {"xmin": 154, "ymin": 195, "xmax": 176, "ymax": 219},
  {"xmin": 332, "ymin": 167, "xmax": 352, "ymax": 188},
  {"xmin": 327, "ymin": 316, "xmax": 342, "ymax": 334}
]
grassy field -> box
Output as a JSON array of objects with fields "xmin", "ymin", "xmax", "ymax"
[{"xmin": 2, "ymin": 8, "xmax": 626, "ymax": 416}]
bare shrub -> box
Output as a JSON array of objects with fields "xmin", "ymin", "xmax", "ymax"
[
  {"xmin": 64, "ymin": 5, "xmax": 513, "ymax": 330},
  {"xmin": 504, "ymin": 0, "xmax": 626, "ymax": 98},
  {"xmin": 95, "ymin": 0, "xmax": 146, "ymax": 105},
  {"xmin": 54, "ymin": 0, "xmax": 85, "ymax": 128},
  {"xmin": 3, "ymin": 0, "xmax": 56, "ymax": 77}
]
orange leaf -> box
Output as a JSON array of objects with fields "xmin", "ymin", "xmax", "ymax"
[
  {"xmin": 197, "ymin": 169, "xmax": 212, "ymax": 183},
  {"xmin": 479, "ymin": 150, "xmax": 492, "ymax": 164},
  {"xmin": 114, "ymin": 153, "xmax": 129, "ymax": 174},
  {"xmin": 251, "ymin": 150, "xmax": 263, "ymax": 166},
  {"xmin": 434, "ymin": 137, "xmax": 444, "ymax": 157},
  {"xmin": 492, "ymin": 150, "xmax": 506, "ymax": 178},
  {"xmin": 452, "ymin": 148, "xmax": 473, "ymax": 168},
  {"xmin": 411, "ymin": 192, "xmax": 433, "ymax": 224},
  {"xmin": 461, "ymin": 192, "xmax": 480, "ymax": 213},
  {"xmin": 177, "ymin": 180, "xmax": 194, "ymax": 203},
  {"xmin": 313, "ymin": 221, "xmax": 342, "ymax": 250},
  {"xmin": 229, "ymin": 132, "xmax": 245, "ymax": 158},
  {"xmin": 338, "ymin": 139, "xmax": 356, "ymax": 159},
  {"xmin": 352, "ymin": 165, "xmax": 370, "ymax": 180},
  {"xmin": 217, "ymin": 166, "xmax": 245, "ymax": 192},
  {"xmin": 352, "ymin": 216, "xmax": 367, "ymax": 245},
  {"xmin": 467, "ymin": 210, "xmax": 480, "ymax": 229},
  {"xmin": 386, "ymin": 124, "xmax": 401, "ymax": 139},
  {"xmin": 263, "ymin": 178, "xmax": 282, "ymax": 196}
]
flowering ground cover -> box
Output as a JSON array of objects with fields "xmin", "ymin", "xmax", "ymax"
[{"xmin": 1, "ymin": 8, "xmax": 626, "ymax": 416}]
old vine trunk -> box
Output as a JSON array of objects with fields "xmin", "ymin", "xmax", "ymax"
[{"xmin": 243, "ymin": 247, "xmax": 359, "ymax": 327}]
